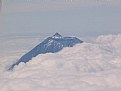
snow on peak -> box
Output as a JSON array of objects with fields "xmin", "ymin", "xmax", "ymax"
[
  {"xmin": 8, "ymin": 33, "xmax": 83, "ymax": 70},
  {"xmin": 51, "ymin": 33, "xmax": 63, "ymax": 39}
]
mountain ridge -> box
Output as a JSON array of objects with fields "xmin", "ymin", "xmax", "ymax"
[{"xmin": 9, "ymin": 33, "xmax": 83, "ymax": 70}]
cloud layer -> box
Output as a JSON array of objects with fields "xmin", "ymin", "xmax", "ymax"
[{"xmin": 0, "ymin": 34, "xmax": 121, "ymax": 91}]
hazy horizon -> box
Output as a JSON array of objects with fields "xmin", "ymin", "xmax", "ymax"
[{"xmin": 1, "ymin": 0, "xmax": 121, "ymax": 38}]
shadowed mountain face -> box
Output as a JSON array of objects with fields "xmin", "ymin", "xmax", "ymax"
[{"xmin": 9, "ymin": 33, "xmax": 83, "ymax": 70}]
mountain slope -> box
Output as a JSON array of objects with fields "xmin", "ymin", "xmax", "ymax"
[{"xmin": 9, "ymin": 33, "xmax": 83, "ymax": 70}]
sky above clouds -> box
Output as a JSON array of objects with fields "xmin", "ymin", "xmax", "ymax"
[
  {"xmin": 2, "ymin": 0, "xmax": 121, "ymax": 37},
  {"xmin": 5, "ymin": 0, "xmax": 121, "ymax": 12}
]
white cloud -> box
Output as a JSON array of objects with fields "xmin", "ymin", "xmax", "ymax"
[{"xmin": 0, "ymin": 34, "xmax": 121, "ymax": 91}]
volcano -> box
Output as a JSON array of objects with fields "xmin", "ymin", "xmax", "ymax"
[{"xmin": 9, "ymin": 33, "xmax": 83, "ymax": 70}]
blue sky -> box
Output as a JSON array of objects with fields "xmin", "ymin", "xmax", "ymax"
[{"xmin": 2, "ymin": 0, "xmax": 121, "ymax": 37}]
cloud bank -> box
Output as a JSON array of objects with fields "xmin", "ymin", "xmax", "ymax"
[{"xmin": 0, "ymin": 34, "xmax": 121, "ymax": 91}]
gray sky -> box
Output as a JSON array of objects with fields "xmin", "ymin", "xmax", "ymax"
[
  {"xmin": 2, "ymin": 0, "xmax": 121, "ymax": 37},
  {"xmin": 0, "ymin": 0, "xmax": 1, "ymax": 10}
]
